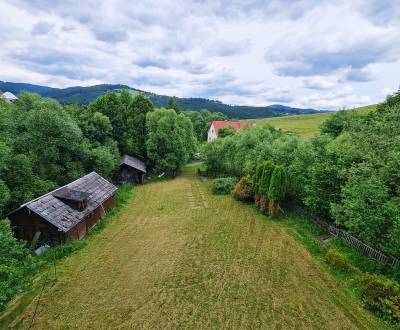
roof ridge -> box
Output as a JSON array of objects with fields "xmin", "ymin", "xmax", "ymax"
[{"xmin": 11, "ymin": 172, "xmax": 98, "ymax": 210}]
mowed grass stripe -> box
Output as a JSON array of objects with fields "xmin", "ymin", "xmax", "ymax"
[{"xmin": 7, "ymin": 177, "xmax": 385, "ymax": 329}]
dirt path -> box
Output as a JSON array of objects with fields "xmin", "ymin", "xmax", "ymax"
[{"xmin": 5, "ymin": 177, "xmax": 384, "ymax": 329}]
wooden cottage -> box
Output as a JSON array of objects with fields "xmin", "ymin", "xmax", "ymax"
[
  {"xmin": 114, "ymin": 154, "xmax": 146, "ymax": 184},
  {"xmin": 7, "ymin": 172, "xmax": 117, "ymax": 244}
]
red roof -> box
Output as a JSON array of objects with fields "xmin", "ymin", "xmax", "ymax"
[{"xmin": 211, "ymin": 121, "xmax": 243, "ymax": 131}]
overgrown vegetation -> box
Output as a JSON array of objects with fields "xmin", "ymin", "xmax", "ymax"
[
  {"xmin": 358, "ymin": 273, "xmax": 400, "ymax": 323},
  {"xmin": 212, "ymin": 177, "xmax": 237, "ymax": 195},
  {"xmin": 324, "ymin": 249, "xmax": 353, "ymax": 273},
  {"xmin": 232, "ymin": 175, "xmax": 253, "ymax": 202}
]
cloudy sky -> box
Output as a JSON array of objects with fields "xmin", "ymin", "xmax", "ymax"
[{"xmin": 1, "ymin": 0, "xmax": 399, "ymax": 109}]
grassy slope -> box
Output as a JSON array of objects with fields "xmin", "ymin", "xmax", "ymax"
[
  {"xmin": 3, "ymin": 176, "xmax": 386, "ymax": 329},
  {"xmin": 251, "ymin": 104, "xmax": 377, "ymax": 138}
]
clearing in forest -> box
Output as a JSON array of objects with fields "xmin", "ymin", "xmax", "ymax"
[{"xmin": 2, "ymin": 177, "xmax": 385, "ymax": 329}]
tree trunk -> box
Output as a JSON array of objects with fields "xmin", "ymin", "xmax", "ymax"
[{"xmin": 260, "ymin": 195, "xmax": 269, "ymax": 213}]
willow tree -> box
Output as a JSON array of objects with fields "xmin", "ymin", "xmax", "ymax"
[
  {"xmin": 268, "ymin": 165, "xmax": 287, "ymax": 216},
  {"xmin": 258, "ymin": 161, "xmax": 275, "ymax": 212}
]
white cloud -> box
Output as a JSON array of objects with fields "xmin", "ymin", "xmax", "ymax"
[
  {"xmin": 0, "ymin": 0, "xmax": 399, "ymax": 108},
  {"xmin": 380, "ymin": 87, "xmax": 397, "ymax": 97}
]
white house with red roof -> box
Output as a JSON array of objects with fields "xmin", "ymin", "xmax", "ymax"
[{"xmin": 207, "ymin": 120, "xmax": 255, "ymax": 142}]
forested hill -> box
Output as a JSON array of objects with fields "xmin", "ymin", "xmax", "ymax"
[{"xmin": 0, "ymin": 81, "xmax": 326, "ymax": 119}]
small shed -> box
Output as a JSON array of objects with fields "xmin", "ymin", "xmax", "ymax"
[
  {"xmin": 7, "ymin": 172, "xmax": 117, "ymax": 244},
  {"xmin": 114, "ymin": 154, "xmax": 146, "ymax": 184}
]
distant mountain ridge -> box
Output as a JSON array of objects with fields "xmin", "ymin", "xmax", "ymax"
[{"xmin": 0, "ymin": 80, "xmax": 329, "ymax": 119}]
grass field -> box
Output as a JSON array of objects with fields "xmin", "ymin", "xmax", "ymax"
[
  {"xmin": 2, "ymin": 176, "xmax": 386, "ymax": 329},
  {"xmin": 252, "ymin": 104, "xmax": 377, "ymax": 138}
]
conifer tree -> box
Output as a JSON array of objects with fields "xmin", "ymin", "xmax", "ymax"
[
  {"xmin": 258, "ymin": 161, "xmax": 275, "ymax": 212},
  {"xmin": 268, "ymin": 165, "xmax": 287, "ymax": 215}
]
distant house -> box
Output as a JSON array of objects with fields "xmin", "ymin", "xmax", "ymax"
[
  {"xmin": 114, "ymin": 154, "xmax": 146, "ymax": 184},
  {"xmin": 1, "ymin": 91, "xmax": 18, "ymax": 102},
  {"xmin": 7, "ymin": 172, "xmax": 117, "ymax": 243},
  {"xmin": 207, "ymin": 120, "xmax": 255, "ymax": 141}
]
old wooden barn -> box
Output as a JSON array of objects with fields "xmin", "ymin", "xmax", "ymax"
[
  {"xmin": 8, "ymin": 172, "xmax": 117, "ymax": 244},
  {"xmin": 114, "ymin": 154, "xmax": 146, "ymax": 184}
]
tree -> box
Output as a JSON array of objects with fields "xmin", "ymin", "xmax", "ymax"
[
  {"xmin": 167, "ymin": 97, "xmax": 181, "ymax": 114},
  {"xmin": 186, "ymin": 109, "xmax": 227, "ymax": 142},
  {"xmin": 146, "ymin": 109, "xmax": 196, "ymax": 175},
  {"xmin": 320, "ymin": 110, "xmax": 363, "ymax": 137},
  {"xmin": 88, "ymin": 144, "xmax": 119, "ymax": 179},
  {"xmin": 0, "ymin": 219, "xmax": 34, "ymax": 312},
  {"xmin": 178, "ymin": 113, "xmax": 197, "ymax": 159},
  {"xmin": 258, "ymin": 161, "xmax": 275, "ymax": 212},
  {"xmin": 218, "ymin": 126, "xmax": 236, "ymax": 138},
  {"xmin": 252, "ymin": 164, "xmax": 264, "ymax": 206},
  {"xmin": 201, "ymin": 138, "xmax": 226, "ymax": 175},
  {"xmin": 0, "ymin": 180, "xmax": 10, "ymax": 216},
  {"xmin": 14, "ymin": 100, "xmax": 86, "ymax": 185},
  {"xmin": 79, "ymin": 111, "xmax": 113, "ymax": 146},
  {"xmin": 268, "ymin": 165, "xmax": 287, "ymax": 215},
  {"xmin": 88, "ymin": 91, "xmax": 124, "ymax": 145},
  {"xmin": 124, "ymin": 94, "xmax": 154, "ymax": 158}
]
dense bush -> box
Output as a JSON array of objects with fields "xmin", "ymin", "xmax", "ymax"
[
  {"xmin": 0, "ymin": 220, "xmax": 37, "ymax": 312},
  {"xmin": 212, "ymin": 177, "xmax": 237, "ymax": 195},
  {"xmin": 324, "ymin": 249, "xmax": 353, "ymax": 272},
  {"xmin": 232, "ymin": 175, "xmax": 253, "ymax": 202},
  {"xmin": 358, "ymin": 273, "xmax": 400, "ymax": 322},
  {"xmin": 218, "ymin": 126, "xmax": 236, "ymax": 138},
  {"xmin": 268, "ymin": 165, "xmax": 287, "ymax": 215}
]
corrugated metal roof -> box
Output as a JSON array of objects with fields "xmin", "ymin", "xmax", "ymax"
[
  {"xmin": 13, "ymin": 172, "xmax": 117, "ymax": 233},
  {"xmin": 121, "ymin": 154, "xmax": 146, "ymax": 173}
]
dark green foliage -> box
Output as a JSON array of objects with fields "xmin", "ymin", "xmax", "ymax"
[
  {"xmin": 268, "ymin": 165, "xmax": 287, "ymax": 215},
  {"xmin": 0, "ymin": 180, "xmax": 10, "ymax": 215},
  {"xmin": 79, "ymin": 111, "xmax": 113, "ymax": 146},
  {"xmin": 358, "ymin": 273, "xmax": 400, "ymax": 322},
  {"xmin": 324, "ymin": 249, "xmax": 353, "ymax": 272},
  {"xmin": 268, "ymin": 165, "xmax": 287, "ymax": 201},
  {"xmin": 88, "ymin": 144, "xmax": 120, "ymax": 180},
  {"xmin": 252, "ymin": 164, "xmax": 264, "ymax": 195},
  {"xmin": 320, "ymin": 110, "xmax": 363, "ymax": 137},
  {"xmin": 218, "ymin": 126, "xmax": 236, "ymax": 138},
  {"xmin": 232, "ymin": 175, "xmax": 253, "ymax": 202},
  {"xmin": 167, "ymin": 97, "xmax": 181, "ymax": 114},
  {"xmin": 259, "ymin": 161, "xmax": 275, "ymax": 196},
  {"xmin": 146, "ymin": 109, "xmax": 197, "ymax": 174},
  {"xmin": 212, "ymin": 177, "xmax": 237, "ymax": 195},
  {"xmin": 0, "ymin": 93, "xmax": 120, "ymax": 212},
  {"xmin": 123, "ymin": 94, "xmax": 155, "ymax": 158},
  {"xmin": 0, "ymin": 220, "xmax": 36, "ymax": 312},
  {"xmin": 87, "ymin": 90, "xmax": 155, "ymax": 157}
]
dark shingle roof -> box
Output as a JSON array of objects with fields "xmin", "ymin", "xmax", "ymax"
[
  {"xmin": 15, "ymin": 172, "xmax": 117, "ymax": 233},
  {"xmin": 121, "ymin": 154, "xmax": 146, "ymax": 173}
]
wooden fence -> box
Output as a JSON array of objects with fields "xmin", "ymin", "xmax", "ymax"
[
  {"xmin": 288, "ymin": 202, "xmax": 400, "ymax": 268},
  {"xmin": 326, "ymin": 225, "xmax": 400, "ymax": 268}
]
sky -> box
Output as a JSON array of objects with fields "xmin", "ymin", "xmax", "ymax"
[{"xmin": 1, "ymin": 0, "xmax": 400, "ymax": 109}]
